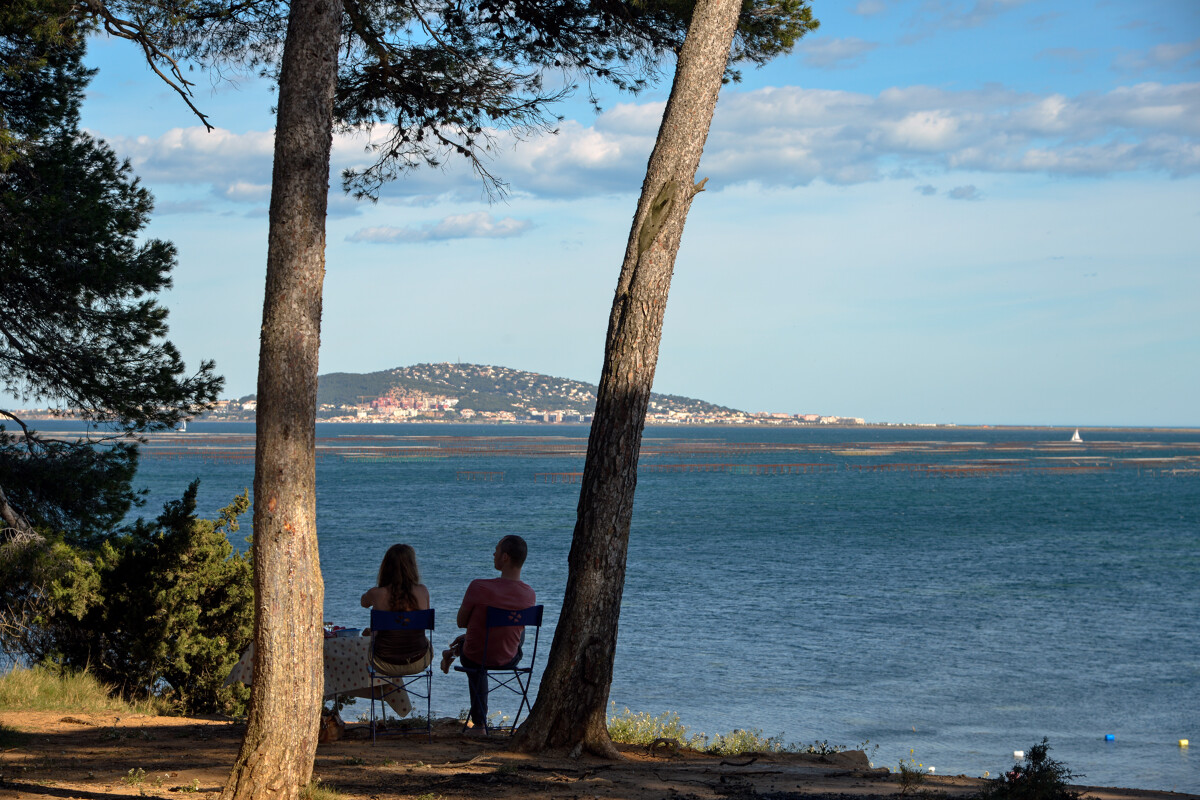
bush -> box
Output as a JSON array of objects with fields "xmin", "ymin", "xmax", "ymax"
[
  {"xmin": 0, "ymin": 482, "xmax": 253, "ymax": 715},
  {"xmin": 977, "ymin": 738, "xmax": 1090, "ymax": 800}
]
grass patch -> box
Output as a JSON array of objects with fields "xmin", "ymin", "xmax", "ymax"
[
  {"xmin": 606, "ymin": 705, "xmax": 853, "ymax": 756},
  {"xmin": 0, "ymin": 664, "xmax": 165, "ymax": 715}
]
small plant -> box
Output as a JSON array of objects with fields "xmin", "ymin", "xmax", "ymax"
[
  {"xmin": 897, "ymin": 750, "xmax": 926, "ymax": 796},
  {"xmin": 706, "ymin": 728, "xmax": 786, "ymax": 755},
  {"xmin": 977, "ymin": 738, "xmax": 1090, "ymax": 800},
  {"xmin": 179, "ymin": 778, "xmax": 202, "ymax": 793},
  {"xmin": 397, "ymin": 714, "xmax": 430, "ymax": 730},
  {"xmin": 121, "ymin": 767, "xmax": 147, "ymax": 786},
  {"xmin": 343, "ymin": 756, "xmax": 367, "ymax": 766},
  {"xmin": 301, "ymin": 777, "xmax": 345, "ymax": 800},
  {"xmin": 793, "ymin": 739, "xmax": 851, "ymax": 755},
  {"xmin": 606, "ymin": 705, "xmax": 859, "ymax": 756},
  {"xmin": 606, "ymin": 705, "xmax": 705, "ymax": 749}
]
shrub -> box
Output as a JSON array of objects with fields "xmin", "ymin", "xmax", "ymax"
[
  {"xmin": 0, "ymin": 482, "xmax": 253, "ymax": 715},
  {"xmin": 977, "ymin": 738, "xmax": 1091, "ymax": 800}
]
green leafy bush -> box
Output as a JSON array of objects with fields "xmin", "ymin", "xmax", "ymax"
[
  {"xmin": 977, "ymin": 739, "xmax": 1091, "ymax": 800},
  {"xmin": 0, "ymin": 482, "xmax": 253, "ymax": 714}
]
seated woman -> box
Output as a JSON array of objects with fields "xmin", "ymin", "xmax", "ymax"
[{"xmin": 360, "ymin": 543, "xmax": 433, "ymax": 676}]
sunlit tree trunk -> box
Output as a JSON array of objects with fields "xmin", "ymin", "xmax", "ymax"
[
  {"xmin": 512, "ymin": 0, "xmax": 743, "ymax": 757},
  {"xmin": 220, "ymin": 0, "xmax": 342, "ymax": 795}
]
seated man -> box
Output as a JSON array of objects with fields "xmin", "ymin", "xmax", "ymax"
[{"xmin": 448, "ymin": 535, "xmax": 535, "ymax": 730}]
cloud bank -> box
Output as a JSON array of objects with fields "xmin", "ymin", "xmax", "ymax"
[
  {"xmin": 346, "ymin": 212, "xmax": 533, "ymax": 243},
  {"xmin": 103, "ymin": 81, "xmax": 1200, "ymax": 205}
]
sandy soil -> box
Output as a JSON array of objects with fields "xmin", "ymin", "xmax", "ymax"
[{"xmin": 1, "ymin": 711, "xmax": 1195, "ymax": 800}]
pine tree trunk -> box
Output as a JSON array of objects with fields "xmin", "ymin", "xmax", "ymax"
[
  {"xmin": 219, "ymin": 0, "xmax": 342, "ymax": 795},
  {"xmin": 512, "ymin": 0, "xmax": 743, "ymax": 757}
]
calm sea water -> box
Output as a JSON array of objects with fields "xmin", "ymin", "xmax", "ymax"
[{"xmin": 102, "ymin": 423, "xmax": 1200, "ymax": 792}]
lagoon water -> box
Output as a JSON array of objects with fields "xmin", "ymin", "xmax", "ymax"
[{"xmin": 124, "ymin": 422, "xmax": 1198, "ymax": 793}]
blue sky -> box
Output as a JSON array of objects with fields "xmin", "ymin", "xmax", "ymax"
[{"xmin": 34, "ymin": 0, "xmax": 1200, "ymax": 425}]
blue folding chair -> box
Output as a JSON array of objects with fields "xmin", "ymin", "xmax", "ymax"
[
  {"xmin": 454, "ymin": 604, "xmax": 544, "ymax": 735},
  {"xmin": 367, "ymin": 608, "xmax": 435, "ymax": 742}
]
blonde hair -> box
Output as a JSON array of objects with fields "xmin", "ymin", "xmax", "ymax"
[{"xmin": 377, "ymin": 543, "xmax": 421, "ymax": 611}]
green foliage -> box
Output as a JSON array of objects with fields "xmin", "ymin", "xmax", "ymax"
[
  {"xmin": 0, "ymin": 37, "xmax": 221, "ymax": 431},
  {"xmin": 0, "ymin": 484, "xmax": 254, "ymax": 715},
  {"xmin": 0, "ymin": 0, "xmax": 83, "ymax": 168},
  {"xmin": 1, "ymin": 25, "xmax": 220, "ymax": 555},
  {"xmin": 0, "ymin": 436, "xmax": 141, "ymax": 546},
  {"xmin": 977, "ymin": 739, "xmax": 1090, "ymax": 800}
]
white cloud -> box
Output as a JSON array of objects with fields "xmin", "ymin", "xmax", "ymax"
[
  {"xmin": 221, "ymin": 181, "xmax": 271, "ymax": 202},
  {"xmin": 100, "ymin": 81, "xmax": 1200, "ymax": 204},
  {"xmin": 799, "ymin": 37, "xmax": 880, "ymax": 69},
  {"xmin": 915, "ymin": 184, "xmax": 937, "ymax": 195},
  {"xmin": 106, "ymin": 127, "xmax": 275, "ymax": 189},
  {"xmin": 346, "ymin": 212, "xmax": 533, "ymax": 243},
  {"xmin": 910, "ymin": 0, "xmax": 1031, "ymax": 32},
  {"xmin": 948, "ymin": 184, "xmax": 982, "ymax": 200},
  {"xmin": 1115, "ymin": 38, "xmax": 1200, "ymax": 74},
  {"xmin": 853, "ymin": 0, "xmax": 888, "ymax": 16}
]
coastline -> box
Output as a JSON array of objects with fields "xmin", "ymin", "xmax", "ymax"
[
  {"xmin": 11, "ymin": 414, "xmax": 1200, "ymax": 433},
  {"xmin": 2, "ymin": 710, "xmax": 1196, "ymax": 800}
]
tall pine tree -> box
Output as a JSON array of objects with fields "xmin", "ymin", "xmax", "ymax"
[{"xmin": 0, "ymin": 28, "xmax": 220, "ymax": 541}]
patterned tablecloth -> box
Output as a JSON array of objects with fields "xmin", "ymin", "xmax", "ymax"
[{"xmin": 224, "ymin": 635, "xmax": 413, "ymax": 717}]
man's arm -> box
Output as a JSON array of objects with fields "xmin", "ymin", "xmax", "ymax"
[{"xmin": 457, "ymin": 580, "xmax": 478, "ymax": 628}]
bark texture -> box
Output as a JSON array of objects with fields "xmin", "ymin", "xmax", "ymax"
[
  {"xmin": 512, "ymin": 0, "xmax": 743, "ymax": 757},
  {"xmin": 219, "ymin": 0, "xmax": 342, "ymax": 796}
]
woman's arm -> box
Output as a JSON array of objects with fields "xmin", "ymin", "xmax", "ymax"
[{"xmin": 360, "ymin": 586, "xmax": 388, "ymax": 609}]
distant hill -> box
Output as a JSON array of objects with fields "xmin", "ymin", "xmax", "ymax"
[{"xmin": 315, "ymin": 363, "xmax": 739, "ymax": 416}]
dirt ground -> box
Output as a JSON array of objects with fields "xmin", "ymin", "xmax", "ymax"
[{"xmin": 1, "ymin": 711, "xmax": 1196, "ymax": 800}]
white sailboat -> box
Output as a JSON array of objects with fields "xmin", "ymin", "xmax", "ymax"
[{"xmin": 1070, "ymin": 428, "xmax": 1082, "ymax": 443}]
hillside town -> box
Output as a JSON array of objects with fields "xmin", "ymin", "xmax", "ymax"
[
  {"xmin": 11, "ymin": 363, "xmax": 867, "ymax": 426},
  {"xmin": 199, "ymin": 394, "xmax": 866, "ymax": 426}
]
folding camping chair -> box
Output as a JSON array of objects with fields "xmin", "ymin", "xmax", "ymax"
[
  {"xmin": 454, "ymin": 604, "xmax": 543, "ymax": 735},
  {"xmin": 367, "ymin": 608, "xmax": 435, "ymax": 742}
]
